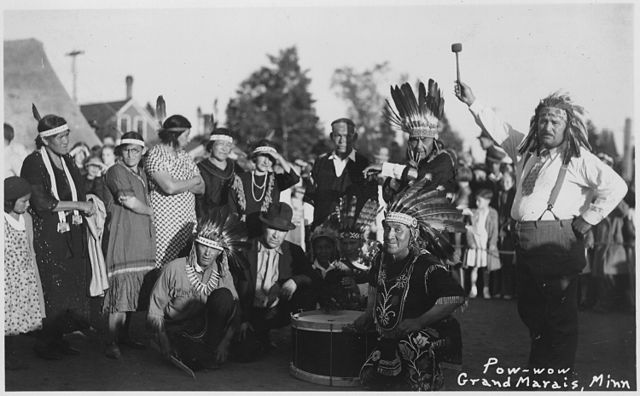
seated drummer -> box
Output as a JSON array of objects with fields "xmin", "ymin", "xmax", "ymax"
[
  {"xmin": 233, "ymin": 202, "xmax": 316, "ymax": 356},
  {"xmin": 147, "ymin": 209, "xmax": 247, "ymax": 370}
]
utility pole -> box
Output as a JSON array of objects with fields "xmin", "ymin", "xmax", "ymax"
[{"xmin": 66, "ymin": 49, "xmax": 84, "ymax": 102}]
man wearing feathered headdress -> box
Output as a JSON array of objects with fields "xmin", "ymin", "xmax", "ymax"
[
  {"xmin": 147, "ymin": 208, "xmax": 247, "ymax": 371},
  {"xmin": 348, "ymin": 176, "xmax": 467, "ymax": 391},
  {"xmin": 455, "ymin": 81, "xmax": 627, "ymax": 381},
  {"xmin": 363, "ymin": 80, "xmax": 457, "ymax": 203}
]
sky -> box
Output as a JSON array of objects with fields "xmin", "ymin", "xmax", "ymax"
[{"xmin": 3, "ymin": 0, "xmax": 637, "ymax": 160}]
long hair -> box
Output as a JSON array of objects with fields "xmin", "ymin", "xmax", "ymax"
[{"xmin": 518, "ymin": 92, "xmax": 592, "ymax": 165}]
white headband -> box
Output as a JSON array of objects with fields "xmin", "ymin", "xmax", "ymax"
[
  {"xmin": 39, "ymin": 124, "xmax": 70, "ymax": 138},
  {"xmin": 195, "ymin": 236, "xmax": 224, "ymax": 251},
  {"xmin": 119, "ymin": 138, "xmax": 145, "ymax": 148},
  {"xmin": 209, "ymin": 134, "xmax": 233, "ymax": 143},
  {"xmin": 385, "ymin": 212, "xmax": 418, "ymax": 228},
  {"xmin": 252, "ymin": 146, "xmax": 278, "ymax": 157}
]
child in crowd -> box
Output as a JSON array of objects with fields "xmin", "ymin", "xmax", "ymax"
[
  {"xmin": 463, "ymin": 188, "xmax": 499, "ymax": 298},
  {"xmin": 4, "ymin": 177, "xmax": 46, "ymax": 368}
]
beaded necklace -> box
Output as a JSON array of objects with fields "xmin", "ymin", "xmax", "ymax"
[
  {"xmin": 185, "ymin": 253, "xmax": 221, "ymax": 296},
  {"xmin": 251, "ymin": 171, "xmax": 268, "ymax": 202}
]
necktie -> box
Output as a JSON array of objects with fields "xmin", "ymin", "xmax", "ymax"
[{"xmin": 521, "ymin": 150, "xmax": 549, "ymax": 196}]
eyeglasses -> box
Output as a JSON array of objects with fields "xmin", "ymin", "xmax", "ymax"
[{"xmin": 122, "ymin": 148, "xmax": 142, "ymax": 154}]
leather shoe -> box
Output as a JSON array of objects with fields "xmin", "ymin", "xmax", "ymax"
[{"xmin": 105, "ymin": 343, "xmax": 122, "ymax": 359}]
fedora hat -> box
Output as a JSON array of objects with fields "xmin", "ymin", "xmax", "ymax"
[{"xmin": 259, "ymin": 202, "xmax": 296, "ymax": 231}]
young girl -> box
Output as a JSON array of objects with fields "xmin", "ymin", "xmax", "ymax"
[
  {"xmin": 229, "ymin": 139, "xmax": 299, "ymax": 237},
  {"xmin": 103, "ymin": 132, "xmax": 156, "ymax": 359},
  {"xmin": 4, "ymin": 177, "xmax": 46, "ymax": 366},
  {"xmin": 463, "ymin": 189, "xmax": 499, "ymax": 298}
]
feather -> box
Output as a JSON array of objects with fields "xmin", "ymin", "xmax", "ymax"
[
  {"xmin": 355, "ymin": 198, "xmax": 379, "ymax": 231},
  {"xmin": 32, "ymin": 103, "xmax": 42, "ymax": 122},
  {"xmin": 156, "ymin": 96, "xmax": 166, "ymax": 125}
]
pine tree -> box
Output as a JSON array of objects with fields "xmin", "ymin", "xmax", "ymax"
[{"xmin": 225, "ymin": 47, "xmax": 322, "ymax": 161}]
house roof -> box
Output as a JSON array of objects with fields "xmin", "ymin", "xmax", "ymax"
[
  {"xmin": 4, "ymin": 38, "xmax": 101, "ymax": 150},
  {"xmin": 80, "ymin": 99, "xmax": 130, "ymax": 126}
]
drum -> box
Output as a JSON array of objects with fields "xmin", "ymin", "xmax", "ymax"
[{"xmin": 290, "ymin": 310, "xmax": 377, "ymax": 387}]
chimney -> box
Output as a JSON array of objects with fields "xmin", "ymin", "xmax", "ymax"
[{"xmin": 125, "ymin": 75, "xmax": 133, "ymax": 99}]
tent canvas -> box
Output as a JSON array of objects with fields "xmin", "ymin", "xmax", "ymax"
[{"xmin": 4, "ymin": 38, "xmax": 100, "ymax": 151}]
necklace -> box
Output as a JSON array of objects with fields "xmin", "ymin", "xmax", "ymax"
[
  {"xmin": 185, "ymin": 261, "xmax": 221, "ymax": 296},
  {"xmin": 251, "ymin": 171, "xmax": 268, "ymax": 202}
]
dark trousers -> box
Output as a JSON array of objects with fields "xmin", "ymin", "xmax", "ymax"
[
  {"xmin": 168, "ymin": 288, "xmax": 235, "ymax": 361},
  {"xmin": 250, "ymin": 287, "xmax": 316, "ymax": 335},
  {"xmin": 514, "ymin": 220, "xmax": 585, "ymax": 372}
]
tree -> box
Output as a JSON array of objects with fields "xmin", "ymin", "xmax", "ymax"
[
  {"xmin": 225, "ymin": 47, "xmax": 322, "ymax": 161},
  {"xmin": 331, "ymin": 62, "xmax": 399, "ymax": 159}
]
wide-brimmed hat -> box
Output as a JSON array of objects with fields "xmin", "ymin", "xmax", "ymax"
[{"xmin": 259, "ymin": 202, "xmax": 296, "ymax": 231}]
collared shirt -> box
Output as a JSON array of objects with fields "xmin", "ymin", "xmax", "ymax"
[
  {"xmin": 468, "ymin": 101, "xmax": 627, "ymax": 224},
  {"xmin": 328, "ymin": 150, "xmax": 357, "ymax": 177},
  {"xmin": 254, "ymin": 241, "xmax": 283, "ymax": 307}
]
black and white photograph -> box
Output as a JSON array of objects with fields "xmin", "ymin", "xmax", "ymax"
[{"xmin": 2, "ymin": 0, "xmax": 637, "ymax": 392}]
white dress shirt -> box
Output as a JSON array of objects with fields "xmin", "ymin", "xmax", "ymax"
[
  {"xmin": 254, "ymin": 242, "xmax": 282, "ymax": 307},
  {"xmin": 468, "ymin": 101, "xmax": 627, "ymax": 224},
  {"xmin": 328, "ymin": 150, "xmax": 357, "ymax": 177}
]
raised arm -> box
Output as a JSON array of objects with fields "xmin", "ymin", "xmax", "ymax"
[{"xmin": 454, "ymin": 82, "xmax": 525, "ymax": 163}]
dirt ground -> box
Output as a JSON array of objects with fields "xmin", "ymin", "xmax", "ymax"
[{"xmin": 4, "ymin": 298, "xmax": 636, "ymax": 392}]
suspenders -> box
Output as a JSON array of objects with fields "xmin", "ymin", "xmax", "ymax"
[{"xmin": 522, "ymin": 151, "xmax": 569, "ymax": 221}]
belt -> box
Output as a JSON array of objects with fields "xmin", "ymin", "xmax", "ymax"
[{"xmin": 515, "ymin": 218, "xmax": 573, "ymax": 230}]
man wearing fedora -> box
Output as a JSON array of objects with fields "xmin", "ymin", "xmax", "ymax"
[{"xmin": 233, "ymin": 202, "xmax": 316, "ymax": 358}]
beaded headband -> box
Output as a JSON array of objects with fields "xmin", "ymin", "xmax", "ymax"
[
  {"xmin": 384, "ymin": 211, "xmax": 418, "ymax": 228},
  {"xmin": 252, "ymin": 146, "xmax": 278, "ymax": 157},
  {"xmin": 119, "ymin": 138, "xmax": 145, "ymax": 147},
  {"xmin": 40, "ymin": 124, "xmax": 70, "ymax": 138},
  {"xmin": 210, "ymin": 134, "xmax": 233, "ymax": 143},
  {"xmin": 194, "ymin": 236, "xmax": 224, "ymax": 251}
]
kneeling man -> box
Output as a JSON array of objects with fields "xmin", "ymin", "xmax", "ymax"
[
  {"xmin": 234, "ymin": 202, "xmax": 316, "ymax": 357},
  {"xmin": 147, "ymin": 209, "xmax": 247, "ymax": 370}
]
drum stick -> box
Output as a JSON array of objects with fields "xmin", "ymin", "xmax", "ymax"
[{"xmin": 451, "ymin": 43, "xmax": 462, "ymax": 84}]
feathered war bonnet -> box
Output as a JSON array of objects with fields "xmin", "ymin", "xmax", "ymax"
[
  {"xmin": 192, "ymin": 207, "xmax": 248, "ymax": 273},
  {"xmin": 384, "ymin": 79, "xmax": 445, "ymax": 139},
  {"xmin": 384, "ymin": 175, "xmax": 465, "ymax": 261},
  {"xmin": 518, "ymin": 91, "xmax": 592, "ymax": 165}
]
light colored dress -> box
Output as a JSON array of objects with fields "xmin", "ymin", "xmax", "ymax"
[
  {"xmin": 4, "ymin": 212, "xmax": 45, "ymax": 335},
  {"xmin": 464, "ymin": 208, "xmax": 489, "ymax": 268},
  {"xmin": 145, "ymin": 144, "xmax": 199, "ymax": 268}
]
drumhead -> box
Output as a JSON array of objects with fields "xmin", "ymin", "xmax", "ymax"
[{"xmin": 291, "ymin": 310, "xmax": 363, "ymax": 332}]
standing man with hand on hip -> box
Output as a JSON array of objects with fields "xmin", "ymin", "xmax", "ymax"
[{"xmin": 454, "ymin": 82, "xmax": 627, "ymax": 379}]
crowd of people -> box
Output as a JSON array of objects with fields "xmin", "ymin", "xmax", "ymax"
[{"xmin": 3, "ymin": 79, "xmax": 635, "ymax": 391}]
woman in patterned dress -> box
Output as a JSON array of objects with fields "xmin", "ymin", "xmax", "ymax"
[
  {"xmin": 4, "ymin": 177, "xmax": 46, "ymax": 368},
  {"xmin": 20, "ymin": 112, "xmax": 97, "ymax": 360},
  {"xmin": 102, "ymin": 132, "xmax": 156, "ymax": 359},
  {"xmin": 228, "ymin": 139, "xmax": 299, "ymax": 237},
  {"xmin": 145, "ymin": 114, "xmax": 204, "ymax": 268}
]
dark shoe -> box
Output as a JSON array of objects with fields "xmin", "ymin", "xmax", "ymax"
[
  {"xmin": 55, "ymin": 339, "xmax": 80, "ymax": 355},
  {"xmin": 105, "ymin": 343, "xmax": 122, "ymax": 359},
  {"xmin": 34, "ymin": 345, "xmax": 63, "ymax": 360},
  {"xmin": 120, "ymin": 338, "xmax": 146, "ymax": 350}
]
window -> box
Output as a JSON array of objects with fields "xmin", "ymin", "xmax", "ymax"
[{"xmin": 119, "ymin": 116, "xmax": 130, "ymax": 133}]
